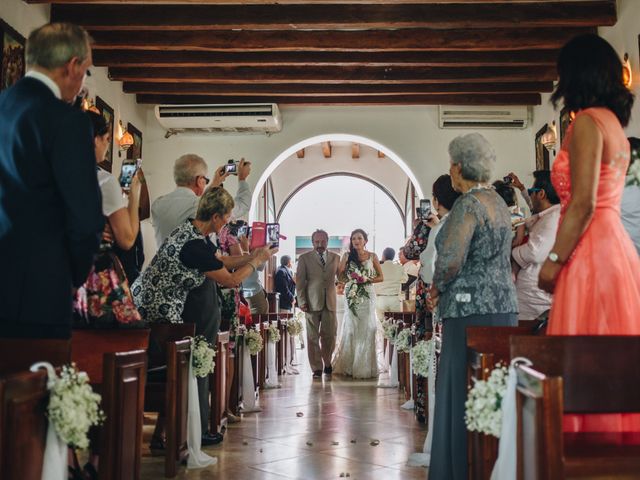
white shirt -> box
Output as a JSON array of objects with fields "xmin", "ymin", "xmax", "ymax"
[
  {"xmin": 621, "ymin": 185, "xmax": 640, "ymax": 255},
  {"xmin": 402, "ymin": 260, "xmax": 419, "ymax": 278},
  {"xmin": 97, "ymin": 169, "xmax": 126, "ymax": 217},
  {"xmin": 419, "ymin": 214, "xmax": 448, "ymax": 284},
  {"xmin": 151, "ymin": 187, "xmax": 200, "ymax": 247},
  {"xmin": 231, "ymin": 180, "xmax": 251, "ymax": 221},
  {"xmin": 375, "ymin": 261, "xmax": 408, "ymax": 296},
  {"xmin": 512, "ymin": 204, "xmax": 561, "ymax": 320},
  {"xmin": 25, "ymin": 70, "xmax": 61, "ymax": 99}
]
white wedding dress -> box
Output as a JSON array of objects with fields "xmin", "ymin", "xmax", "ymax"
[{"xmin": 332, "ymin": 258, "xmax": 379, "ymax": 379}]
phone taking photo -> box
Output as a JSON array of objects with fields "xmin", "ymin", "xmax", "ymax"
[
  {"xmin": 224, "ymin": 160, "xmax": 238, "ymax": 175},
  {"xmin": 119, "ymin": 161, "xmax": 138, "ymax": 191},
  {"xmin": 266, "ymin": 223, "xmax": 280, "ymax": 248},
  {"xmin": 419, "ymin": 199, "xmax": 432, "ymax": 219}
]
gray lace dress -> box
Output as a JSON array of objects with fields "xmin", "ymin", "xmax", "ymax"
[{"xmin": 428, "ymin": 187, "xmax": 517, "ymax": 480}]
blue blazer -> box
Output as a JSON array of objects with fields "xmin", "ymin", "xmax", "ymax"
[{"xmin": 0, "ymin": 77, "xmax": 104, "ymax": 338}]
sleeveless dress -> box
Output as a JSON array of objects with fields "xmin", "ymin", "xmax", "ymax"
[
  {"xmin": 549, "ymin": 107, "xmax": 640, "ymax": 432},
  {"xmin": 332, "ymin": 257, "xmax": 379, "ymax": 379}
]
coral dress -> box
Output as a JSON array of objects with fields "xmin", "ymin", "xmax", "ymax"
[{"xmin": 549, "ymin": 107, "xmax": 640, "ymax": 432}]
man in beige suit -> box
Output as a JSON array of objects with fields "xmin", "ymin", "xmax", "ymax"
[{"xmin": 296, "ymin": 229, "xmax": 340, "ymax": 378}]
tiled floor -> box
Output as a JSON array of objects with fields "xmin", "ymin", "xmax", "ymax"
[{"xmin": 140, "ymin": 351, "xmax": 428, "ymax": 479}]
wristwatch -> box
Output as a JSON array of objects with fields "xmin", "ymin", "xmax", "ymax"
[{"xmin": 548, "ymin": 252, "xmax": 564, "ymax": 264}]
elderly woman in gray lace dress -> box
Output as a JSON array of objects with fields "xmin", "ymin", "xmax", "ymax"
[{"xmin": 427, "ymin": 133, "xmax": 518, "ymax": 480}]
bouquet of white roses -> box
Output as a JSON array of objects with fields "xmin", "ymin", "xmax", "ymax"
[
  {"xmin": 287, "ymin": 313, "xmax": 304, "ymax": 336},
  {"xmin": 47, "ymin": 364, "xmax": 105, "ymax": 449},
  {"xmin": 344, "ymin": 262, "xmax": 375, "ymax": 315},
  {"xmin": 380, "ymin": 317, "xmax": 397, "ymax": 342},
  {"xmin": 394, "ymin": 328, "xmax": 412, "ymax": 353},
  {"xmin": 411, "ymin": 339, "xmax": 434, "ymax": 378},
  {"xmin": 191, "ymin": 335, "xmax": 216, "ymax": 378},
  {"xmin": 268, "ymin": 322, "xmax": 281, "ymax": 343},
  {"xmin": 626, "ymin": 147, "xmax": 640, "ymax": 187},
  {"xmin": 465, "ymin": 363, "xmax": 508, "ymax": 438},
  {"xmin": 245, "ymin": 327, "xmax": 264, "ymax": 355}
]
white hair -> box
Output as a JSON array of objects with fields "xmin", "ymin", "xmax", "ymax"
[
  {"xmin": 173, "ymin": 154, "xmax": 207, "ymax": 186},
  {"xmin": 448, "ymin": 133, "xmax": 496, "ymax": 183}
]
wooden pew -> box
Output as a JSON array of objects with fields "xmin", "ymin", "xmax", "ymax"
[
  {"xmin": 0, "ymin": 338, "xmax": 71, "ymax": 375},
  {"xmin": 211, "ymin": 331, "xmax": 229, "ymax": 434},
  {"xmin": 145, "ymin": 324, "xmax": 194, "ymax": 478},
  {"xmin": 396, "ymin": 321, "xmax": 413, "ymax": 400},
  {"xmin": 0, "ymin": 369, "xmax": 48, "ymax": 480},
  {"xmin": 227, "ymin": 336, "xmax": 240, "ymax": 416},
  {"xmin": 511, "ymin": 336, "xmax": 640, "ymax": 480},
  {"xmin": 466, "ymin": 324, "xmax": 537, "ymax": 480}
]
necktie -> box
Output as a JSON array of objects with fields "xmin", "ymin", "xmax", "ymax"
[{"xmin": 319, "ymin": 253, "xmax": 326, "ymax": 267}]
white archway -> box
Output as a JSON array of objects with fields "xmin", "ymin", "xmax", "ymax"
[{"xmin": 249, "ymin": 133, "xmax": 424, "ymax": 221}]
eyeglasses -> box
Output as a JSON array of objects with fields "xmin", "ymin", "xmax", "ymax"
[
  {"xmin": 200, "ymin": 175, "xmax": 210, "ymax": 184},
  {"xmin": 527, "ymin": 188, "xmax": 542, "ymax": 195}
]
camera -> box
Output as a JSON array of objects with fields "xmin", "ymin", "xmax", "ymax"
[
  {"xmin": 119, "ymin": 159, "xmax": 140, "ymax": 191},
  {"xmin": 503, "ymin": 175, "xmax": 513, "ymax": 185},
  {"xmin": 266, "ymin": 223, "xmax": 280, "ymax": 248},
  {"xmin": 419, "ymin": 199, "xmax": 432, "ymax": 219},
  {"xmin": 224, "ymin": 159, "xmax": 238, "ymax": 175},
  {"xmin": 237, "ymin": 225, "xmax": 251, "ymax": 238}
]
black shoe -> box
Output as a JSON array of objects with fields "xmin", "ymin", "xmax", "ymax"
[
  {"xmin": 324, "ymin": 366, "xmax": 333, "ymax": 375},
  {"xmin": 201, "ymin": 432, "xmax": 224, "ymax": 446},
  {"xmin": 312, "ymin": 370, "xmax": 322, "ymax": 378}
]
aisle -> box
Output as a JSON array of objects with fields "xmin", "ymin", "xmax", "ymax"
[{"xmin": 140, "ymin": 348, "xmax": 428, "ymax": 479}]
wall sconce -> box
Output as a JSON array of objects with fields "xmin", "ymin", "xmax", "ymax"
[
  {"xmin": 117, "ymin": 119, "xmax": 134, "ymax": 156},
  {"xmin": 623, "ymin": 53, "xmax": 633, "ymax": 89},
  {"xmin": 541, "ymin": 121, "xmax": 558, "ymax": 154}
]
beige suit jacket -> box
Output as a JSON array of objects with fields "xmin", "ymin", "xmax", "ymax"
[{"xmin": 296, "ymin": 250, "xmax": 339, "ymax": 312}]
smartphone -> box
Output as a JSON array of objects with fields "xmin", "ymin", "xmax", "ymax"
[
  {"xmin": 503, "ymin": 176, "xmax": 513, "ymax": 185},
  {"xmin": 419, "ymin": 199, "xmax": 432, "ymax": 219},
  {"xmin": 266, "ymin": 223, "xmax": 280, "ymax": 248},
  {"xmin": 119, "ymin": 162, "xmax": 138, "ymax": 190},
  {"xmin": 224, "ymin": 160, "xmax": 238, "ymax": 175},
  {"xmin": 415, "ymin": 207, "xmax": 421, "ymax": 219},
  {"xmin": 237, "ymin": 225, "xmax": 251, "ymax": 238}
]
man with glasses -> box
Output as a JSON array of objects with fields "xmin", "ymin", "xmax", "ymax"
[
  {"xmin": 509, "ymin": 171, "xmax": 561, "ymax": 320},
  {"xmin": 0, "ymin": 23, "xmax": 103, "ymax": 339}
]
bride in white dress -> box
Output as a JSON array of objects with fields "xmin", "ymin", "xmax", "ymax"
[{"xmin": 332, "ymin": 229, "xmax": 384, "ymax": 379}]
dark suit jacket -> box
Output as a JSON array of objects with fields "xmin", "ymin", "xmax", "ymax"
[
  {"xmin": 0, "ymin": 77, "xmax": 104, "ymax": 338},
  {"xmin": 274, "ymin": 265, "xmax": 296, "ymax": 310}
]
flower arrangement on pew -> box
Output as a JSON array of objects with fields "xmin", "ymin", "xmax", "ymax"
[
  {"xmin": 268, "ymin": 322, "xmax": 281, "ymax": 343},
  {"xmin": 394, "ymin": 328, "xmax": 412, "ymax": 353},
  {"xmin": 48, "ymin": 364, "xmax": 105, "ymax": 449},
  {"xmin": 465, "ymin": 363, "xmax": 508, "ymax": 438},
  {"xmin": 191, "ymin": 335, "xmax": 216, "ymax": 378},
  {"xmin": 245, "ymin": 326, "xmax": 264, "ymax": 355},
  {"xmin": 380, "ymin": 317, "xmax": 398, "ymax": 342},
  {"xmin": 411, "ymin": 339, "xmax": 434, "ymax": 378},
  {"xmin": 287, "ymin": 312, "xmax": 304, "ymax": 336}
]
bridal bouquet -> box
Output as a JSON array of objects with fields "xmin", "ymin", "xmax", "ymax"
[
  {"xmin": 465, "ymin": 363, "xmax": 508, "ymax": 438},
  {"xmin": 411, "ymin": 339, "xmax": 434, "ymax": 378},
  {"xmin": 191, "ymin": 335, "xmax": 216, "ymax": 378},
  {"xmin": 380, "ymin": 317, "xmax": 397, "ymax": 342},
  {"xmin": 287, "ymin": 313, "xmax": 304, "ymax": 336},
  {"xmin": 344, "ymin": 263, "xmax": 375, "ymax": 315},
  {"xmin": 235, "ymin": 324, "xmax": 248, "ymax": 337},
  {"xmin": 626, "ymin": 148, "xmax": 640, "ymax": 187},
  {"xmin": 246, "ymin": 327, "xmax": 264, "ymax": 355},
  {"xmin": 394, "ymin": 328, "xmax": 412, "ymax": 353},
  {"xmin": 268, "ymin": 322, "xmax": 281, "ymax": 343},
  {"xmin": 47, "ymin": 364, "xmax": 105, "ymax": 449}
]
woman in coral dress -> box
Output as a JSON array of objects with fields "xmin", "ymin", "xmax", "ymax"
[{"xmin": 539, "ymin": 34, "xmax": 640, "ymax": 432}]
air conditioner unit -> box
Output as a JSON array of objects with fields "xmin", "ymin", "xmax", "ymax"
[
  {"xmin": 438, "ymin": 105, "xmax": 529, "ymax": 129},
  {"xmin": 154, "ymin": 103, "xmax": 282, "ymax": 136}
]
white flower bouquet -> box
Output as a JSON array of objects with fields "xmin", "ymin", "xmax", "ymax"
[
  {"xmin": 465, "ymin": 363, "xmax": 508, "ymax": 438},
  {"xmin": 47, "ymin": 364, "xmax": 105, "ymax": 449},
  {"xmin": 411, "ymin": 339, "xmax": 434, "ymax": 378},
  {"xmin": 268, "ymin": 322, "xmax": 281, "ymax": 343},
  {"xmin": 380, "ymin": 317, "xmax": 397, "ymax": 342},
  {"xmin": 394, "ymin": 328, "xmax": 412, "ymax": 353},
  {"xmin": 287, "ymin": 314, "xmax": 304, "ymax": 336},
  {"xmin": 191, "ymin": 335, "xmax": 216, "ymax": 378},
  {"xmin": 245, "ymin": 327, "xmax": 264, "ymax": 355},
  {"xmin": 626, "ymin": 148, "xmax": 640, "ymax": 187}
]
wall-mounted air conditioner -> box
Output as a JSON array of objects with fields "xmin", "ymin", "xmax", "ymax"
[
  {"xmin": 438, "ymin": 105, "xmax": 529, "ymax": 129},
  {"xmin": 154, "ymin": 103, "xmax": 282, "ymax": 136}
]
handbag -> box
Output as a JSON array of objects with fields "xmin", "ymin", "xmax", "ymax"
[{"xmin": 73, "ymin": 246, "xmax": 144, "ymax": 328}]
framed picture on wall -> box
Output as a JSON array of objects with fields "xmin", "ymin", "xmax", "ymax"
[
  {"xmin": 95, "ymin": 96, "xmax": 114, "ymax": 172},
  {"xmin": 535, "ymin": 123, "xmax": 550, "ymax": 171},
  {"xmin": 559, "ymin": 107, "xmax": 573, "ymax": 146},
  {"xmin": 0, "ymin": 19, "xmax": 25, "ymax": 91},
  {"xmin": 126, "ymin": 122, "xmax": 142, "ymax": 161}
]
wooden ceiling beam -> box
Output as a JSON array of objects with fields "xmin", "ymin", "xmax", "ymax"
[
  {"xmin": 25, "ymin": 0, "xmax": 621, "ymax": 4},
  {"xmin": 110, "ymin": 65, "xmax": 556, "ymax": 83},
  {"xmin": 51, "ymin": 2, "xmax": 615, "ymax": 30},
  {"xmin": 322, "ymin": 142, "xmax": 332, "ymax": 158},
  {"xmin": 90, "ymin": 27, "xmax": 593, "ymax": 52},
  {"xmin": 122, "ymin": 81, "xmax": 554, "ymax": 96},
  {"xmin": 352, "ymin": 143, "xmax": 360, "ymax": 159},
  {"xmin": 296, "ymin": 149, "xmax": 305, "ymax": 159},
  {"xmin": 94, "ymin": 49, "xmax": 559, "ymax": 68},
  {"xmin": 135, "ymin": 93, "xmax": 542, "ymax": 105}
]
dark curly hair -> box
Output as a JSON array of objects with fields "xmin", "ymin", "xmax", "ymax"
[
  {"xmin": 550, "ymin": 34, "xmax": 634, "ymax": 127},
  {"xmin": 86, "ymin": 110, "xmax": 109, "ymax": 138},
  {"xmin": 347, "ymin": 228, "xmax": 368, "ymax": 267}
]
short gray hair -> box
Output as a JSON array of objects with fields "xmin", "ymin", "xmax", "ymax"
[
  {"xmin": 26, "ymin": 23, "xmax": 91, "ymax": 70},
  {"xmin": 174, "ymin": 154, "xmax": 207, "ymax": 186},
  {"xmin": 280, "ymin": 255, "xmax": 291, "ymax": 267},
  {"xmin": 311, "ymin": 229, "xmax": 328, "ymax": 241},
  {"xmin": 448, "ymin": 133, "xmax": 496, "ymax": 183},
  {"xmin": 195, "ymin": 187, "xmax": 234, "ymax": 221}
]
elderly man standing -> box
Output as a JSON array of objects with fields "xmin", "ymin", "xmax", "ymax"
[
  {"xmin": 374, "ymin": 247, "xmax": 408, "ymax": 320},
  {"xmin": 0, "ymin": 23, "xmax": 103, "ymax": 339}
]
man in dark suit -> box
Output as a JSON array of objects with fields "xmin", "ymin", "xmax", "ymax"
[
  {"xmin": 0, "ymin": 23, "xmax": 104, "ymax": 339},
  {"xmin": 275, "ymin": 255, "xmax": 296, "ymax": 312}
]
